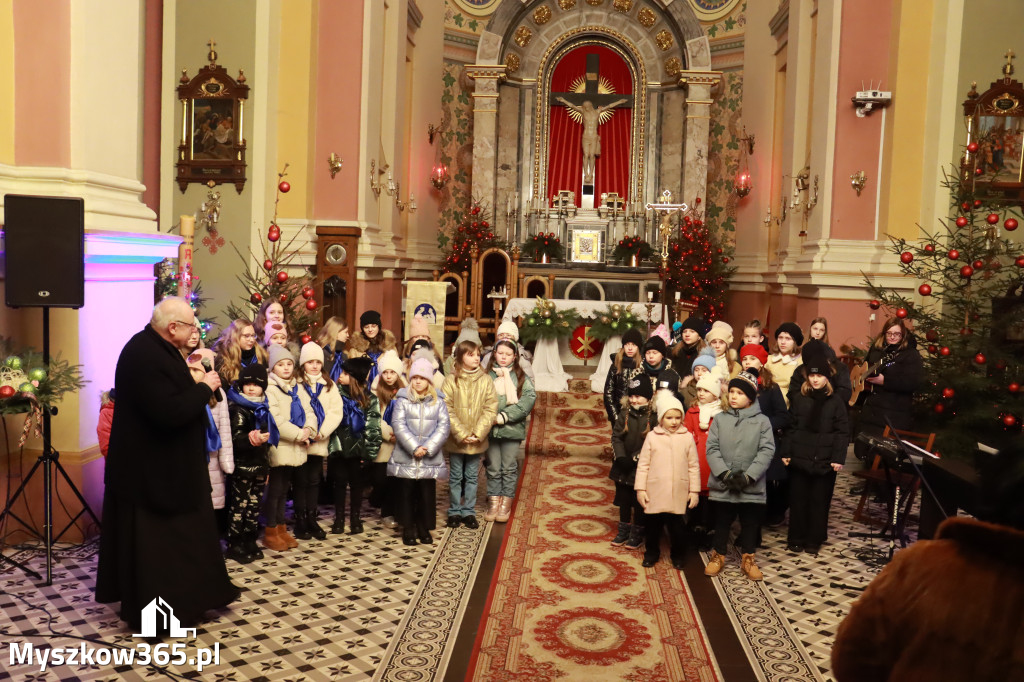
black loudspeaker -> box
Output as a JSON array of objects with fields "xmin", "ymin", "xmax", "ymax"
[{"xmin": 4, "ymin": 194, "xmax": 85, "ymax": 308}]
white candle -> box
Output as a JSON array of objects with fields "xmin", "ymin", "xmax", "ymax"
[
  {"xmin": 647, "ymin": 290, "xmax": 653, "ymax": 302},
  {"xmin": 675, "ymin": 291, "xmax": 681, "ymax": 301}
]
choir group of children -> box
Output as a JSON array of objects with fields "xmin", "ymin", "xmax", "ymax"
[
  {"xmin": 604, "ymin": 316, "xmax": 850, "ymax": 580},
  {"xmin": 159, "ymin": 302, "xmax": 537, "ymax": 563}
]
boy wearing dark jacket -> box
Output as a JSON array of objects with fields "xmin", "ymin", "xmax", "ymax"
[{"xmin": 226, "ymin": 364, "xmax": 274, "ymax": 563}]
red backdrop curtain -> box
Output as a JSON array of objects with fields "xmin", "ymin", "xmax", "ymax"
[{"xmin": 546, "ymin": 44, "xmax": 634, "ymax": 206}]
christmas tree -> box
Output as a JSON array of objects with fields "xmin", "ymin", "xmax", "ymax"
[
  {"xmin": 439, "ymin": 200, "xmax": 504, "ymax": 273},
  {"xmin": 224, "ymin": 164, "xmax": 321, "ymax": 339},
  {"xmin": 155, "ymin": 259, "xmax": 217, "ymax": 343},
  {"xmin": 661, "ymin": 197, "xmax": 736, "ymax": 320},
  {"xmin": 864, "ymin": 164, "xmax": 1024, "ymax": 455}
]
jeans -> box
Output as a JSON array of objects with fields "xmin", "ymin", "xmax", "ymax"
[
  {"xmin": 485, "ymin": 439, "xmax": 521, "ymax": 497},
  {"xmin": 448, "ymin": 452, "xmax": 481, "ymax": 517}
]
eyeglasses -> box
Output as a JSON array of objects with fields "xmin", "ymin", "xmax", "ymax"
[
  {"xmin": 240, "ymin": 333, "xmax": 257, "ymax": 340},
  {"xmin": 173, "ymin": 319, "xmax": 199, "ymax": 330},
  {"xmin": 885, "ymin": 330, "xmax": 903, "ymax": 338}
]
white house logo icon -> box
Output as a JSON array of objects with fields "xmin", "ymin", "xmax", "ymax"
[{"xmin": 133, "ymin": 597, "xmax": 197, "ymax": 638}]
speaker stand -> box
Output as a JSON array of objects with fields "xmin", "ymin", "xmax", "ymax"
[{"xmin": 0, "ymin": 308, "xmax": 101, "ymax": 586}]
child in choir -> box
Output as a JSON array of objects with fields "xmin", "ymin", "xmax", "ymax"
[
  {"xmin": 635, "ymin": 394, "xmax": 700, "ymax": 569},
  {"xmin": 295, "ymin": 342, "xmax": 343, "ymax": 540},
  {"xmin": 671, "ymin": 316, "xmax": 710, "ymax": 380},
  {"xmin": 603, "ymin": 327, "xmax": 644, "ymax": 425},
  {"xmin": 705, "ymin": 321, "xmax": 741, "ymax": 379},
  {"xmin": 328, "ymin": 356, "xmax": 381, "ymax": 534},
  {"xmin": 482, "ymin": 320, "xmax": 534, "ymax": 379},
  {"xmin": 187, "ymin": 349, "xmax": 232, "ymax": 534},
  {"xmin": 225, "ymin": 364, "xmax": 275, "ymax": 563},
  {"xmin": 264, "ymin": 345, "xmax": 315, "ymax": 551},
  {"xmin": 254, "ymin": 300, "xmax": 292, "ymax": 345},
  {"xmin": 740, "ymin": 343, "xmax": 793, "ymax": 529},
  {"xmin": 264, "ymin": 322, "xmax": 289, "ymax": 349},
  {"xmin": 442, "ymin": 339, "xmax": 498, "ymax": 529},
  {"xmin": 213, "ymin": 319, "xmax": 267, "ymax": 387},
  {"xmin": 682, "ymin": 348, "xmax": 717, "ymax": 409},
  {"xmin": 185, "ymin": 324, "xmax": 204, "ymax": 355},
  {"xmin": 444, "ymin": 318, "xmax": 482, "ymax": 375},
  {"xmin": 704, "ymin": 370, "xmax": 775, "ymax": 581},
  {"xmin": 484, "ymin": 339, "xmax": 536, "ymax": 523},
  {"xmin": 372, "ymin": 350, "xmax": 406, "ymax": 528},
  {"xmin": 316, "ymin": 316, "xmax": 350, "ymax": 383},
  {"xmin": 786, "ymin": 339, "xmax": 853, "ymax": 417},
  {"xmin": 347, "ymin": 310, "xmax": 397, "ymax": 389},
  {"xmin": 783, "ymin": 346, "xmax": 848, "ymax": 555},
  {"xmin": 405, "ymin": 339, "xmax": 446, "ymax": 390},
  {"xmin": 610, "ymin": 376, "xmax": 654, "ymax": 550},
  {"xmin": 766, "ymin": 322, "xmax": 804, "ymax": 406},
  {"xmin": 641, "ymin": 333, "xmax": 672, "ymax": 393},
  {"xmin": 389, "ymin": 358, "xmax": 451, "ymax": 545},
  {"xmin": 807, "ymin": 317, "xmax": 835, "ymax": 359},
  {"xmin": 97, "ymin": 388, "xmax": 115, "ymax": 457},
  {"xmin": 742, "ymin": 320, "xmax": 772, "ymax": 355},
  {"xmin": 684, "ymin": 365, "xmax": 726, "ymax": 549}
]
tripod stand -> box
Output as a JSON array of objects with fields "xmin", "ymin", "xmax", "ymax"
[{"xmin": 0, "ymin": 308, "xmax": 101, "ymax": 586}]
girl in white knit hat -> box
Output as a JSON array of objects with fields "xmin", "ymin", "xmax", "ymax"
[{"xmin": 705, "ymin": 320, "xmax": 740, "ymax": 380}]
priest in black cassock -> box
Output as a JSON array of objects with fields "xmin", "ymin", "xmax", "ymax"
[{"xmin": 96, "ymin": 297, "xmax": 239, "ymax": 630}]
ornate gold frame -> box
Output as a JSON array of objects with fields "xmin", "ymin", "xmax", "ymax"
[{"xmin": 532, "ymin": 28, "xmax": 647, "ymax": 207}]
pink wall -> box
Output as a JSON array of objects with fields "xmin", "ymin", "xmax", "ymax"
[
  {"xmin": 312, "ymin": 1, "xmax": 362, "ymax": 220},
  {"xmin": 358, "ymin": 278, "xmax": 404, "ymax": 337},
  {"xmin": 142, "ymin": 0, "xmax": 163, "ymax": 214},
  {"xmin": 829, "ymin": 0, "xmax": 892, "ymax": 241},
  {"xmin": 14, "ymin": 0, "xmax": 71, "ymax": 166}
]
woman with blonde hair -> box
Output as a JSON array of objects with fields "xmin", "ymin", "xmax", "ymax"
[{"xmin": 214, "ymin": 319, "xmax": 268, "ymax": 387}]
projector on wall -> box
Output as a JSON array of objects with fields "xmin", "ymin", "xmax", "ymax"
[{"xmin": 852, "ymin": 87, "xmax": 892, "ymax": 118}]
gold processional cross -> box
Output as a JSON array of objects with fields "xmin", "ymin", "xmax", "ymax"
[{"xmin": 645, "ymin": 189, "xmax": 688, "ymax": 268}]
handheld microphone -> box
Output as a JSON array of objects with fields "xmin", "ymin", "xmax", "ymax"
[{"xmin": 200, "ymin": 358, "xmax": 224, "ymax": 401}]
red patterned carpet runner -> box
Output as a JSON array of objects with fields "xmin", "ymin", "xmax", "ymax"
[{"xmin": 468, "ymin": 381, "xmax": 721, "ymax": 680}]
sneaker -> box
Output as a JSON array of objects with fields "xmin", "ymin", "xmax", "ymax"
[
  {"xmin": 462, "ymin": 515, "xmax": 480, "ymax": 530},
  {"xmin": 624, "ymin": 525, "xmax": 645, "ymax": 550},
  {"xmin": 446, "ymin": 516, "xmax": 461, "ymax": 528},
  {"xmin": 704, "ymin": 550, "xmax": 726, "ymax": 577},
  {"xmin": 483, "ymin": 496, "xmax": 501, "ymax": 523},
  {"xmin": 611, "ymin": 522, "xmax": 631, "ymax": 547}
]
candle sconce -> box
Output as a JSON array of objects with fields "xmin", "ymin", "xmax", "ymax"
[
  {"xmin": 369, "ymin": 159, "xmax": 388, "ymax": 198},
  {"xmin": 327, "ymin": 152, "xmax": 343, "ymax": 179},
  {"xmin": 850, "ymin": 170, "xmax": 867, "ymax": 196}
]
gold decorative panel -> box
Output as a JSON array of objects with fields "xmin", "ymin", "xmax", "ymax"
[
  {"xmin": 513, "ymin": 26, "xmax": 533, "ymax": 48},
  {"xmin": 656, "ymin": 30, "xmax": 674, "ymax": 51},
  {"xmin": 558, "ymin": 0, "xmax": 576, "ymax": 9},
  {"xmin": 505, "ymin": 52, "xmax": 521, "ymax": 73},
  {"xmin": 613, "ymin": 0, "xmax": 633, "ymax": 10},
  {"xmin": 585, "ymin": 0, "xmax": 604, "ymax": 5},
  {"xmin": 665, "ymin": 57, "xmax": 682, "ymax": 77},
  {"xmin": 533, "ymin": 5, "xmax": 552, "ymax": 24},
  {"xmin": 637, "ymin": 7, "xmax": 656, "ymax": 27}
]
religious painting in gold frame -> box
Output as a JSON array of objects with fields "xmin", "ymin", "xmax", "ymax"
[
  {"xmin": 176, "ymin": 44, "xmax": 250, "ymax": 193},
  {"xmin": 571, "ymin": 229, "xmax": 605, "ymax": 263},
  {"xmin": 963, "ymin": 55, "xmax": 1024, "ymax": 205}
]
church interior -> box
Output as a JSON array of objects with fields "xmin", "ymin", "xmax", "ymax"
[{"xmin": 2, "ymin": 0, "xmax": 1023, "ymax": 680}]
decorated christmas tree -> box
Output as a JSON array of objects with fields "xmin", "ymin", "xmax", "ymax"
[
  {"xmin": 661, "ymin": 197, "xmax": 736, "ymax": 320},
  {"xmin": 224, "ymin": 164, "xmax": 321, "ymax": 340},
  {"xmin": 863, "ymin": 163, "xmax": 1024, "ymax": 454},
  {"xmin": 439, "ymin": 200, "xmax": 504, "ymax": 273},
  {"xmin": 155, "ymin": 259, "xmax": 216, "ymax": 343}
]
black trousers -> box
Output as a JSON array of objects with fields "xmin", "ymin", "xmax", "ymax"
[
  {"xmin": 713, "ymin": 501, "xmax": 764, "ymax": 555},
  {"xmin": 329, "ymin": 456, "xmax": 363, "ymax": 522},
  {"xmin": 293, "ymin": 455, "xmax": 323, "ymax": 516},
  {"xmin": 644, "ymin": 512, "xmax": 686, "ymax": 561},
  {"xmin": 615, "ymin": 483, "xmax": 646, "ymax": 525},
  {"xmin": 765, "ymin": 478, "xmax": 790, "ymax": 523},
  {"xmin": 368, "ymin": 462, "xmax": 396, "ymax": 518},
  {"xmin": 265, "ymin": 466, "xmax": 295, "ymax": 526},
  {"xmin": 227, "ymin": 472, "xmax": 266, "ymax": 546},
  {"xmin": 787, "ymin": 469, "xmax": 836, "ymax": 548},
  {"xmin": 396, "ymin": 477, "xmax": 437, "ymax": 531}
]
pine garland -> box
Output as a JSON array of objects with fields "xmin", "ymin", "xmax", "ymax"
[
  {"xmin": 518, "ymin": 298, "xmax": 580, "ymax": 344},
  {"xmin": 587, "ymin": 303, "xmax": 645, "ymax": 341},
  {"xmin": 521, "ymin": 231, "xmax": 564, "ymax": 262},
  {"xmin": 611, "ymin": 236, "xmax": 654, "ymax": 263},
  {"xmin": 0, "ymin": 338, "xmax": 87, "ymax": 416}
]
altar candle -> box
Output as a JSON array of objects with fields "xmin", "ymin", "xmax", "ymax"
[
  {"xmin": 506, "ymin": 195, "xmax": 511, "ymax": 216},
  {"xmin": 674, "ymin": 291, "xmax": 681, "ymax": 302},
  {"xmin": 647, "ymin": 290, "xmax": 653, "ymax": 302}
]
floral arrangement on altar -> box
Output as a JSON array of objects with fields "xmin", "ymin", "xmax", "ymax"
[
  {"xmin": 522, "ymin": 232, "xmax": 563, "ymax": 263},
  {"xmin": 587, "ymin": 303, "xmax": 645, "ymax": 342},
  {"xmin": 0, "ymin": 338, "xmax": 87, "ymax": 446},
  {"xmin": 518, "ymin": 297, "xmax": 580, "ymax": 344},
  {"xmin": 611, "ymin": 235, "xmax": 654, "ymax": 265}
]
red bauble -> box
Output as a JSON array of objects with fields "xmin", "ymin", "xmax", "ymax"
[
  {"xmin": 300, "ymin": 334, "xmax": 312, "ymax": 344},
  {"xmin": 960, "ymin": 265, "xmax": 974, "ymax": 278},
  {"xmin": 471, "ymin": 206, "xmax": 480, "ymax": 215},
  {"xmin": 975, "ymin": 167, "xmax": 984, "ymax": 176},
  {"xmin": 0, "ymin": 385, "xmax": 14, "ymax": 399},
  {"xmin": 955, "ymin": 216, "xmax": 968, "ymax": 228},
  {"xmin": 278, "ymin": 181, "xmax": 291, "ymax": 193},
  {"xmin": 471, "ymin": 222, "xmax": 479, "ymax": 229},
  {"xmin": 481, "ymin": 221, "xmax": 489, "ymax": 229},
  {"xmin": 934, "ymin": 403, "xmax": 945, "ymax": 414},
  {"xmin": 927, "ymin": 344, "xmax": 938, "ymax": 354},
  {"xmin": 279, "ymin": 294, "xmax": 288, "ymax": 303},
  {"xmin": 268, "ymin": 227, "xmax": 281, "ymax": 243},
  {"xmin": 986, "ymin": 213, "xmax": 1000, "ymax": 225},
  {"xmin": 277, "ymin": 271, "xmax": 289, "ymax": 283},
  {"xmin": 942, "ymin": 387, "xmax": 955, "ymax": 399},
  {"xmin": 974, "ymin": 199, "xmax": 983, "ymax": 207},
  {"xmin": 948, "ymin": 249, "xmax": 960, "ymax": 260},
  {"xmin": 1009, "ymin": 382, "xmax": 1020, "ymax": 394},
  {"xmin": 1005, "ymin": 218, "xmax": 1019, "ymax": 231},
  {"xmin": 1003, "ymin": 414, "xmax": 1018, "ymax": 428},
  {"xmin": 974, "ymin": 353, "xmax": 987, "ymax": 364},
  {"xmin": 967, "ymin": 141, "xmax": 979, "ymax": 153},
  {"xmin": 926, "ymin": 329, "xmax": 939, "ymax": 342},
  {"xmin": 302, "ymin": 287, "xmax": 314, "ymax": 299},
  {"xmin": 940, "ymin": 346, "xmax": 951, "ymax": 356},
  {"xmin": 717, "ymin": 247, "xmax": 723, "ymax": 254},
  {"xmin": 895, "ymin": 307, "xmax": 908, "ymax": 319},
  {"xmin": 972, "ymin": 259, "xmax": 984, "ymax": 269},
  {"xmin": 924, "ymin": 244, "xmax": 935, "ymax": 253},
  {"xmin": 961, "ymin": 202, "xmax": 971, "ymax": 211},
  {"xmin": 960, "ymin": 327, "xmax": 974, "ymax": 336},
  {"xmin": 900, "ymin": 251, "xmax": 914, "ymax": 264},
  {"xmin": 1017, "ymin": 255, "xmax": 1024, "ymax": 268},
  {"xmin": 918, "ymin": 283, "xmax": 932, "ymax": 296},
  {"xmin": 695, "ymin": 197, "xmax": 701, "ymax": 204},
  {"xmin": 250, "ymin": 292, "xmax": 263, "ymax": 304},
  {"xmin": 869, "ymin": 299, "xmax": 881, "ymax": 310},
  {"xmin": 264, "ymin": 259, "xmax": 274, "ymax": 271},
  {"xmin": 476, "ymin": 232, "xmax": 484, "ymax": 239},
  {"xmin": 305, "ymin": 299, "xmax": 318, "ymax": 311},
  {"xmin": 723, "ymin": 257, "xmax": 730, "ymax": 263}
]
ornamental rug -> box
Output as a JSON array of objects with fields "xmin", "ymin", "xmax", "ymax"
[
  {"xmin": 468, "ymin": 383, "xmax": 723, "ymax": 681},
  {"xmin": 0, "ymin": 492, "xmax": 490, "ymax": 681}
]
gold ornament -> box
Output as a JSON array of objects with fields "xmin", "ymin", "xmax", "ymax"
[
  {"xmin": 656, "ymin": 30, "xmax": 674, "ymax": 51},
  {"xmin": 513, "ymin": 26, "xmax": 533, "ymax": 48},
  {"xmin": 600, "ymin": 315, "xmax": 609, "ymax": 324},
  {"xmin": 533, "ymin": 5, "xmax": 552, "ymax": 24},
  {"xmin": 505, "ymin": 53, "xmax": 521, "ymax": 74},
  {"xmin": 542, "ymin": 309, "xmax": 552, "ymax": 318},
  {"xmin": 637, "ymin": 7, "xmax": 656, "ymax": 27}
]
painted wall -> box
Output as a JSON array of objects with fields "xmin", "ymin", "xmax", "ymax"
[{"xmin": 0, "ymin": 0, "xmax": 14, "ymax": 164}]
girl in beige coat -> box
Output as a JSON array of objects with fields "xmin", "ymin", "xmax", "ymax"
[
  {"xmin": 441, "ymin": 339, "xmax": 498, "ymax": 529},
  {"xmin": 635, "ymin": 395, "xmax": 700, "ymax": 569}
]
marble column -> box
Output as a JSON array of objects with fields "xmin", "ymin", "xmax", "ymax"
[
  {"xmin": 467, "ymin": 64, "xmax": 507, "ymax": 211},
  {"xmin": 679, "ymin": 36, "xmax": 721, "ymax": 210}
]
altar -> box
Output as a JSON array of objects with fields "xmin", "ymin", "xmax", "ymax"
[{"xmin": 503, "ymin": 298, "xmax": 664, "ymax": 393}]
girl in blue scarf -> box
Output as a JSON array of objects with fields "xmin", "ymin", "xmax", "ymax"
[{"xmin": 316, "ymin": 316, "xmax": 351, "ymax": 383}]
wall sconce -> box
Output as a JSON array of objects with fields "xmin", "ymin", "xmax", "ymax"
[
  {"xmin": 396, "ymin": 193, "xmax": 417, "ymax": 213},
  {"xmin": 850, "ymin": 170, "xmax": 867, "ymax": 196},
  {"xmin": 327, "ymin": 152, "xmax": 343, "ymax": 179},
  {"xmin": 369, "ymin": 159, "xmax": 389, "ymax": 198},
  {"xmin": 428, "ymin": 119, "xmax": 451, "ymax": 190},
  {"xmin": 734, "ymin": 127, "xmax": 755, "ymax": 198},
  {"xmin": 428, "ymin": 121, "xmax": 448, "ymax": 145},
  {"xmin": 430, "ymin": 162, "xmax": 450, "ymax": 190}
]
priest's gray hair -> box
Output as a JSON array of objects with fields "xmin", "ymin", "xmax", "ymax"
[{"xmin": 151, "ymin": 297, "xmax": 193, "ymax": 329}]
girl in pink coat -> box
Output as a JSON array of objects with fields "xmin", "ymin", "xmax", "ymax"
[{"xmin": 635, "ymin": 395, "xmax": 700, "ymax": 570}]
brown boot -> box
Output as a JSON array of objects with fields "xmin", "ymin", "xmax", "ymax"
[
  {"xmin": 262, "ymin": 525, "xmax": 289, "ymax": 551},
  {"xmin": 483, "ymin": 496, "xmax": 501, "ymax": 522},
  {"xmin": 704, "ymin": 550, "xmax": 726, "ymax": 577},
  {"xmin": 279, "ymin": 524, "xmax": 298, "ymax": 549},
  {"xmin": 495, "ymin": 496, "xmax": 513, "ymax": 523},
  {"xmin": 741, "ymin": 553, "xmax": 763, "ymax": 581}
]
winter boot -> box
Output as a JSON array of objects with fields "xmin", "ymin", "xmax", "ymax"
[
  {"xmin": 416, "ymin": 523, "xmax": 434, "ymax": 545},
  {"xmin": 330, "ymin": 518, "xmax": 346, "ymax": 534},
  {"xmin": 483, "ymin": 496, "xmax": 501, "ymax": 522},
  {"xmin": 611, "ymin": 522, "xmax": 631, "ymax": 547},
  {"xmin": 741, "ymin": 553, "xmax": 763, "ymax": 581},
  {"xmin": 262, "ymin": 525, "xmax": 289, "ymax": 552},
  {"xmin": 306, "ymin": 511, "xmax": 327, "ymax": 540},
  {"xmin": 624, "ymin": 525, "xmax": 645, "ymax": 550},
  {"xmin": 246, "ymin": 531, "xmax": 264, "ymax": 561},
  {"xmin": 402, "ymin": 527, "xmax": 417, "ymax": 546},
  {"xmin": 279, "ymin": 524, "xmax": 298, "ymax": 548},
  {"xmin": 496, "ymin": 497, "xmax": 513, "ymax": 523},
  {"xmin": 225, "ymin": 542, "xmax": 251, "ymax": 564},
  {"xmin": 704, "ymin": 550, "xmax": 726, "ymax": 577},
  {"xmin": 293, "ymin": 512, "xmax": 312, "ymax": 541}
]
